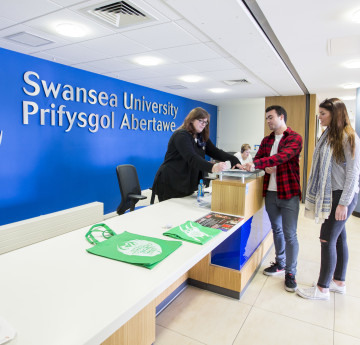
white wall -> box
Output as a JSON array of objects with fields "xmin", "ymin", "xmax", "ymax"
[{"xmin": 216, "ymin": 98, "xmax": 265, "ymax": 154}]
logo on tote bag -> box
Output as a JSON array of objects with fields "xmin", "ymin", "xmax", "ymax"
[
  {"xmin": 117, "ymin": 240, "xmax": 162, "ymax": 257},
  {"xmin": 179, "ymin": 224, "xmax": 210, "ymax": 242}
]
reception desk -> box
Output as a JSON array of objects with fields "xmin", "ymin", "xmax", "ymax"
[
  {"xmin": 189, "ymin": 174, "xmax": 272, "ymax": 298},
  {"xmin": 0, "ymin": 174, "xmax": 271, "ymax": 345}
]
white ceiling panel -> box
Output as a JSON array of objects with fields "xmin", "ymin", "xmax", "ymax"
[
  {"xmin": 0, "ymin": 0, "xmax": 61, "ymax": 22},
  {"xmin": 43, "ymin": 43, "xmax": 109, "ymax": 64},
  {"xmin": 0, "ymin": 16, "xmax": 16, "ymax": 30},
  {"xmin": 185, "ymin": 58, "xmax": 239, "ymax": 73},
  {"xmin": 122, "ymin": 22, "xmax": 199, "ymax": 49},
  {"xmin": 80, "ymin": 33, "xmax": 151, "ymax": 57},
  {"xmin": 157, "ymin": 43, "xmax": 222, "ymax": 62},
  {"xmin": 75, "ymin": 57, "xmax": 141, "ymax": 73},
  {"xmin": 30, "ymin": 51, "xmax": 76, "ymax": 66},
  {"xmin": 174, "ymin": 19, "xmax": 211, "ymax": 43}
]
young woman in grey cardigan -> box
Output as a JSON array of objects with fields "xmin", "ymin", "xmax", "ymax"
[{"xmin": 297, "ymin": 98, "xmax": 360, "ymax": 300}]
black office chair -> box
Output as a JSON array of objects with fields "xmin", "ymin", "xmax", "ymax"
[{"xmin": 116, "ymin": 164, "xmax": 147, "ymax": 215}]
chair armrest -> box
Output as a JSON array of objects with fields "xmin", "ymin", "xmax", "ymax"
[{"xmin": 128, "ymin": 194, "xmax": 147, "ymax": 201}]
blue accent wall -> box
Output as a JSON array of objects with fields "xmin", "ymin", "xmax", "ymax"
[{"xmin": 0, "ymin": 47, "xmax": 217, "ymax": 226}]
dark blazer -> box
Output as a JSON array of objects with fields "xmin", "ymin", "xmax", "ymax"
[{"xmin": 152, "ymin": 129, "xmax": 239, "ymax": 201}]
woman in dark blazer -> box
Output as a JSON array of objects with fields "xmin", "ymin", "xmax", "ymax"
[{"xmin": 151, "ymin": 107, "xmax": 240, "ymax": 202}]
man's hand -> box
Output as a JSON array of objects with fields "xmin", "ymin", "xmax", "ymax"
[
  {"xmin": 243, "ymin": 162, "xmax": 255, "ymax": 172},
  {"xmin": 265, "ymin": 167, "xmax": 276, "ymax": 174}
]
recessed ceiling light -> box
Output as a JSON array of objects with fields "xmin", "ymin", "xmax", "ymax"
[
  {"xmin": 179, "ymin": 75, "xmax": 203, "ymax": 83},
  {"xmin": 133, "ymin": 56, "xmax": 164, "ymax": 66},
  {"xmin": 55, "ymin": 23, "xmax": 87, "ymax": 37},
  {"xmin": 209, "ymin": 88, "xmax": 228, "ymax": 93},
  {"xmin": 351, "ymin": 9, "xmax": 360, "ymax": 23},
  {"xmin": 343, "ymin": 60, "xmax": 360, "ymax": 68},
  {"xmin": 341, "ymin": 83, "xmax": 360, "ymax": 89},
  {"xmin": 341, "ymin": 95, "xmax": 356, "ymax": 100}
]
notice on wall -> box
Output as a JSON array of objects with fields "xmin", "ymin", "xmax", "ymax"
[{"xmin": 195, "ymin": 212, "xmax": 244, "ymax": 232}]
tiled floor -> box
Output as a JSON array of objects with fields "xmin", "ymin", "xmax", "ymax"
[{"xmin": 155, "ymin": 204, "xmax": 360, "ymax": 345}]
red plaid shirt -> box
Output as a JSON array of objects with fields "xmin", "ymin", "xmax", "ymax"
[{"xmin": 254, "ymin": 127, "xmax": 302, "ymax": 199}]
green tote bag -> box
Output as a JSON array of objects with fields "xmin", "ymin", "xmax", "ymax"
[
  {"xmin": 163, "ymin": 221, "xmax": 222, "ymax": 245},
  {"xmin": 85, "ymin": 223, "xmax": 182, "ymax": 269}
]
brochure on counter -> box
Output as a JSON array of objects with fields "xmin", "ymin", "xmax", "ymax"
[{"xmin": 195, "ymin": 212, "xmax": 244, "ymax": 232}]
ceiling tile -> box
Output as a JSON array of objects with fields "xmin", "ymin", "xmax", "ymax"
[
  {"xmin": 44, "ymin": 43, "xmax": 109, "ymax": 64},
  {"xmin": 122, "ymin": 22, "xmax": 199, "ymax": 49},
  {"xmin": 80, "ymin": 33, "xmax": 150, "ymax": 57},
  {"xmin": 0, "ymin": 16, "xmax": 16, "ymax": 30},
  {"xmin": 185, "ymin": 58, "xmax": 238, "ymax": 72},
  {"xmin": 75, "ymin": 57, "xmax": 140, "ymax": 73},
  {"xmin": 157, "ymin": 43, "xmax": 221, "ymax": 62},
  {"xmin": 0, "ymin": 0, "xmax": 61, "ymax": 22}
]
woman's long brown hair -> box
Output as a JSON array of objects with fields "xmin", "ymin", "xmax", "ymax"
[
  {"xmin": 319, "ymin": 98, "xmax": 355, "ymax": 163},
  {"xmin": 178, "ymin": 107, "xmax": 210, "ymax": 141}
]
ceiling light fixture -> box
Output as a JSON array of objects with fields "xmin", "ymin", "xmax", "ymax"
[
  {"xmin": 179, "ymin": 75, "xmax": 203, "ymax": 83},
  {"xmin": 55, "ymin": 23, "xmax": 87, "ymax": 37},
  {"xmin": 209, "ymin": 88, "xmax": 228, "ymax": 93},
  {"xmin": 341, "ymin": 83, "xmax": 360, "ymax": 89},
  {"xmin": 351, "ymin": 9, "xmax": 360, "ymax": 23},
  {"xmin": 133, "ymin": 56, "xmax": 163, "ymax": 66},
  {"xmin": 343, "ymin": 60, "xmax": 360, "ymax": 68}
]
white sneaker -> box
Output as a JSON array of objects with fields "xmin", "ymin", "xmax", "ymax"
[
  {"xmin": 296, "ymin": 286, "xmax": 330, "ymax": 300},
  {"xmin": 329, "ymin": 280, "xmax": 346, "ymax": 294}
]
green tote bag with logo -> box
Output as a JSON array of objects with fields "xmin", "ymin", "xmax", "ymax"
[
  {"xmin": 163, "ymin": 221, "xmax": 222, "ymax": 245},
  {"xmin": 85, "ymin": 223, "xmax": 182, "ymax": 269}
]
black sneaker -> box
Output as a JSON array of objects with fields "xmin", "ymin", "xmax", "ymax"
[
  {"xmin": 263, "ymin": 261, "xmax": 285, "ymax": 276},
  {"xmin": 285, "ymin": 273, "xmax": 297, "ymax": 292}
]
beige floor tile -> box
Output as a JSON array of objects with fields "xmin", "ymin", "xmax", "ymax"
[
  {"xmin": 239, "ymin": 271, "xmax": 267, "ymax": 306},
  {"xmin": 233, "ymin": 307, "xmax": 333, "ymax": 345},
  {"xmin": 334, "ymin": 332, "xmax": 360, "ymax": 345},
  {"xmin": 295, "ymin": 259, "xmax": 320, "ymax": 285},
  {"xmin": 156, "ymin": 286, "xmax": 251, "ymax": 345},
  {"xmin": 335, "ymin": 294, "xmax": 360, "ymax": 338},
  {"xmin": 155, "ymin": 325, "xmax": 206, "ymax": 345},
  {"xmin": 297, "ymin": 238, "xmax": 321, "ymax": 263},
  {"xmin": 254, "ymin": 278, "xmax": 335, "ymax": 329},
  {"xmin": 344, "ymin": 266, "xmax": 360, "ymax": 298}
]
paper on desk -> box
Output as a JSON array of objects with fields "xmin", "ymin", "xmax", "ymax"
[
  {"xmin": 224, "ymin": 160, "xmax": 231, "ymax": 170},
  {"xmin": 0, "ymin": 316, "xmax": 16, "ymax": 344}
]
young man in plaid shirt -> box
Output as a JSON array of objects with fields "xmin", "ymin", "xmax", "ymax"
[{"xmin": 242, "ymin": 105, "xmax": 302, "ymax": 292}]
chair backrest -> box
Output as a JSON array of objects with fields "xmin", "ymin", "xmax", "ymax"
[{"xmin": 116, "ymin": 164, "xmax": 142, "ymax": 215}]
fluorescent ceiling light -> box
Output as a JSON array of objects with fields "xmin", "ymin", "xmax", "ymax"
[
  {"xmin": 133, "ymin": 56, "xmax": 164, "ymax": 66},
  {"xmin": 55, "ymin": 23, "xmax": 87, "ymax": 37},
  {"xmin": 351, "ymin": 9, "xmax": 360, "ymax": 23},
  {"xmin": 341, "ymin": 83, "xmax": 360, "ymax": 89},
  {"xmin": 343, "ymin": 60, "xmax": 360, "ymax": 68},
  {"xmin": 341, "ymin": 95, "xmax": 356, "ymax": 100},
  {"xmin": 179, "ymin": 75, "xmax": 203, "ymax": 83},
  {"xmin": 209, "ymin": 88, "xmax": 228, "ymax": 93}
]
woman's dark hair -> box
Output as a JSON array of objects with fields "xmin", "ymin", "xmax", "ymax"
[
  {"xmin": 241, "ymin": 143, "xmax": 251, "ymax": 153},
  {"xmin": 319, "ymin": 98, "xmax": 355, "ymax": 162},
  {"xmin": 179, "ymin": 107, "xmax": 210, "ymax": 141},
  {"xmin": 265, "ymin": 105, "xmax": 287, "ymax": 123}
]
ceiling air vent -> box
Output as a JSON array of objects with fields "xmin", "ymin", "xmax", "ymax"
[
  {"xmin": 81, "ymin": 1, "xmax": 156, "ymax": 29},
  {"xmin": 4, "ymin": 32, "xmax": 54, "ymax": 47},
  {"xmin": 223, "ymin": 79, "xmax": 250, "ymax": 86}
]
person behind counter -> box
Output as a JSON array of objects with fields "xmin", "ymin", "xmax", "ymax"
[
  {"xmin": 151, "ymin": 107, "xmax": 240, "ymax": 202},
  {"xmin": 234, "ymin": 143, "xmax": 253, "ymax": 165}
]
